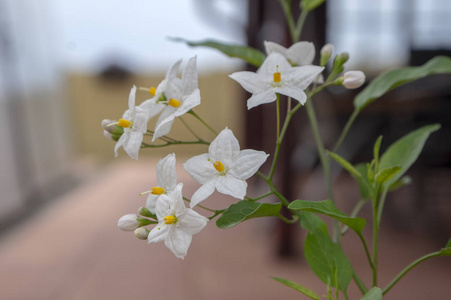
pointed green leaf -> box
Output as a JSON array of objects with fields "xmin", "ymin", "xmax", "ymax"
[
  {"xmin": 440, "ymin": 238, "xmax": 451, "ymax": 256},
  {"xmin": 271, "ymin": 277, "xmax": 320, "ymax": 300},
  {"xmin": 304, "ymin": 225, "xmax": 353, "ymax": 293},
  {"xmin": 354, "ymin": 56, "xmax": 451, "ymax": 111},
  {"xmin": 328, "ymin": 152, "xmax": 362, "ymax": 178},
  {"xmin": 360, "ymin": 287, "xmax": 382, "ymax": 300},
  {"xmin": 375, "ymin": 166, "xmax": 401, "ymax": 184},
  {"xmin": 373, "ymin": 135, "xmax": 383, "ymax": 172},
  {"xmin": 355, "ymin": 163, "xmax": 372, "ymax": 200},
  {"xmin": 379, "ymin": 124, "xmax": 440, "ymax": 186},
  {"xmin": 216, "ymin": 200, "xmax": 282, "ymax": 229},
  {"xmin": 170, "ymin": 38, "xmax": 266, "ymax": 67},
  {"xmin": 301, "ymin": 0, "xmax": 326, "ymax": 12},
  {"xmin": 289, "ymin": 200, "xmax": 366, "ymax": 234},
  {"xmin": 446, "ymin": 237, "xmax": 451, "ymax": 248}
]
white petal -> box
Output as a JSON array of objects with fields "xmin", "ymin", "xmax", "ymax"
[
  {"xmin": 286, "ymin": 42, "xmax": 315, "ymax": 66},
  {"xmin": 155, "ymin": 194, "xmax": 174, "ymax": 220},
  {"xmin": 153, "ymin": 107, "xmax": 176, "ymax": 141},
  {"xmin": 184, "ymin": 153, "xmax": 217, "ymax": 184},
  {"xmin": 247, "ymin": 89, "xmax": 277, "ymax": 109},
  {"xmin": 275, "ymin": 84, "xmax": 307, "ymax": 104},
  {"xmin": 166, "ymin": 59, "xmax": 182, "ymax": 80},
  {"xmin": 139, "ymin": 99, "xmax": 165, "ymax": 119},
  {"xmin": 216, "ymin": 175, "xmax": 247, "ymax": 199},
  {"xmin": 285, "ymin": 65, "xmax": 324, "ymax": 90},
  {"xmin": 179, "ymin": 209, "xmax": 208, "ymax": 235},
  {"xmin": 147, "ymin": 223, "xmax": 169, "ymax": 244},
  {"xmin": 175, "ymin": 89, "xmax": 201, "ymax": 117},
  {"xmin": 124, "ymin": 130, "xmax": 143, "ymax": 160},
  {"xmin": 128, "ymin": 85, "xmax": 137, "ymax": 111},
  {"xmin": 228, "ymin": 71, "xmax": 266, "ymax": 94},
  {"xmin": 114, "ymin": 131, "xmax": 129, "ymax": 157},
  {"xmin": 264, "ymin": 41, "xmax": 288, "ymax": 56},
  {"xmin": 258, "ymin": 53, "xmax": 291, "ymax": 76},
  {"xmin": 164, "ymin": 227, "xmax": 192, "ymax": 259},
  {"xmin": 171, "ymin": 183, "xmax": 186, "ymax": 217},
  {"xmin": 133, "ymin": 108, "xmax": 149, "ymax": 133},
  {"xmin": 229, "ymin": 149, "xmax": 269, "ymax": 179},
  {"xmin": 146, "ymin": 194, "xmax": 159, "ymax": 214},
  {"xmin": 209, "ymin": 128, "xmax": 240, "ymax": 164},
  {"xmin": 190, "ymin": 181, "xmax": 216, "ymax": 208},
  {"xmin": 182, "ymin": 56, "xmax": 198, "ymax": 93},
  {"xmin": 165, "ymin": 77, "xmax": 183, "ymax": 100},
  {"xmin": 157, "ymin": 153, "xmax": 177, "ymax": 190}
]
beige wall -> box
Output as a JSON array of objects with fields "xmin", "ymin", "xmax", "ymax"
[{"xmin": 66, "ymin": 72, "xmax": 245, "ymax": 162}]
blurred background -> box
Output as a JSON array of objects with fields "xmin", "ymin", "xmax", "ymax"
[{"xmin": 0, "ymin": 0, "xmax": 450, "ymax": 299}]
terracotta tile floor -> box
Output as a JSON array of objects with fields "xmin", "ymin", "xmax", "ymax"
[{"xmin": 0, "ymin": 159, "xmax": 449, "ymax": 299}]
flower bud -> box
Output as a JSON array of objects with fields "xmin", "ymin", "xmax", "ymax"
[
  {"xmin": 101, "ymin": 119, "xmax": 124, "ymax": 135},
  {"xmin": 343, "ymin": 71, "xmax": 365, "ymax": 89},
  {"xmin": 103, "ymin": 130, "xmax": 113, "ymax": 141},
  {"xmin": 320, "ymin": 44, "xmax": 334, "ymax": 66},
  {"xmin": 118, "ymin": 214, "xmax": 140, "ymax": 231},
  {"xmin": 134, "ymin": 227, "xmax": 149, "ymax": 240},
  {"xmin": 138, "ymin": 206, "xmax": 157, "ymax": 219},
  {"xmin": 334, "ymin": 52, "xmax": 349, "ymax": 67}
]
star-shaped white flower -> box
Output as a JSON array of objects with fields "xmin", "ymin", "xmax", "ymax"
[
  {"xmin": 140, "ymin": 153, "xmax": 177, "ymax": 214},
  {"xmin": 264, "ymin": 41, "xmax": 315, "ymax": 66},
  {"xmin": 141, "ymin": 56, "xmax": 200, "ymax": 141},
  {"xmin": 114, "ymin": 86, "xmax": 149, "ymax": 160},
  {"xmin": 147, "ymin": 183, "xmax": 208, "ymax": 259},
  {"xmin": 184, "ymin": 128, "xmax": 269, "ymax": 207},
  {"xmin": 229, "ymin": 53, "xmax": 324, "ymax": 109}
]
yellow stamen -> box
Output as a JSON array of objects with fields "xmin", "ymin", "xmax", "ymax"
[
  {"xmin": 273, "ymin": 65, "xmax": 281, "ymax": 83},
  {"xmin": 168, "ymin": 98, "xmax": 181, "ymax": 107},
  {"xmin": 213, "ymin": 161, "xmax": 225, "ymax": 173},
  {"xmin": 163, "ymin": 215, "xmax": 176, "ymax": 224},
  {"xmin": 118, "ymin": 119, "xmax": 131, "ymax": 128},
  {"xmin": 149, "ymin": 87, "xmax": 156, "ymax": 96},
  {"xmin": 151, "ymin": 187, "xmax": 164, "ymax": 195}
]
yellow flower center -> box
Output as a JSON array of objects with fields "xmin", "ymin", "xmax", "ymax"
[
  {"xmin": 168, "ymin": 98, "xmax": 181, "ymax": 107},
  {"xmin": 151, "ymin": 187, "xmax": 164, "ymax": 195},
  {"xmin": 273, "ymin": 65, "xmax": 281, "ymax": 83},
  {"xmin": 213, "ymin": 161, "xmax": 225, "ymax": 173},
  {"xmin": 118, "ymin": 119, "xmax": 132, "ymax": 128},
  {"xmin": 149, "ymin": 86, "xmax": 157, "ymax": 96},
  {"xmin": 163, "ymin": 215, "xmax": 177, "ymax": 224}
]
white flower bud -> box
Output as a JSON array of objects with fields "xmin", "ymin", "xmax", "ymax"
[
  {"xmin": 118, "ymin": 214, "xmax": 140, "ymax": 231},
  {"xmin": 343, "ymin": 71, "xmax": 365, "ymax": 89},
  {"xmin": 134, "ymin": 227, "xmax": 149, "ymax": 240},
  {"xmin": 320, "ymin": 43, "xmax": 334, "ymax": 58},
  {"xmin": 103, "ymin": 130, "xmax": 113, "ymax": 140},
  {"xmin": 101, "ymin": 119, "xmax": 113, "ymax": 129}
]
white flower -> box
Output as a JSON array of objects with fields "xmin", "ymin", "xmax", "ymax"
[
  {"xmin": 114, "ymin": 86, "xmax": 149, "ymax": 160},
  {"xmin": 264, "ymin": 41, "xmax": 316, "ymax": 66},
  {"xmin": 184, "ymin": 128, "xmax": 268, "ymax": 207},
  {"xmin": 140, "ymin": 153, "xmax": 177, "ymax": 214},
  {"xmin": 140, "ymin": 57, "xmax": 201, "ymax": 141},
  {"xmin": 229, "ymin": 53, "xmax": 324, "ymax": 109},
  {"xmin": 118, "ymin": 214, "xmax": 140, "ymax": 231},
  {"xmin": 147, "ymin": 183, "xmax": 208, "ymax": 259},
  {"xmin": 134, "ymin": 227, "xmax": 150, "ymax": 240},
  {"xmin": 343, "ymin": 70, "xmax": 365, "ymax": 89}
]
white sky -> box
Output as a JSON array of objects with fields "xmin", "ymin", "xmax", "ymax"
[{"xmin": 50, "ymin": 0, "xmax": 248, "ymax": 74}]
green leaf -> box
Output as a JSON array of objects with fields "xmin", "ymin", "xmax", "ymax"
[
  {"xmin": 440, "ymin": 238, "xmax": 451, "ymax": 256},
  {"xmin": 354, "ymin": 56, "xmax": 451, "ymax": 111},
  {"xmin": 379, "ymin": 124, "xmax": 440, "ymax": 187},
  {"xmin": 216, "ymin": 200, "xmax": 282, "ymax": 229},
  {"xmin": 373, "ymin": 135, "xmax": 383, "ymax": 172},
  {"xmin": 360, "ymin": 287, "xmax": 382, "ymax": 300},
  {"xmin": 355, "ymin": 163, "xmax": 372, "ymax": 200},
  {"xmin": 328, "ymin": 151, "xmax": 362, "ymax": 178},
  {"xmin": 375, "ymin": 166, "xmax": 402, "ymax": 184},
  {"xmin": 271, "ymin": 277, "xmax": 320, "ymax": 300},
  {"xmin": 289, "ymin": 200, "xmax": 366, "ymax": 234},
  {"xmin": 301, "ymin": 0, "xmax": 326, "ymax": 11},
  {"xmin": 446, "ymin": 237, "xmax": 451, "ymax": 248},
  {"xmin": 304, "ymin": 226, "xmax": 353, "ymax": 293},
  {"xmin": 170, "ymin": 38, "xmax": 266, "ymax": 67}
]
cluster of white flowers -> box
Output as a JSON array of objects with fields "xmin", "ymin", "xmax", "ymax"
[{"xmin": 110, "ymin": 40, "xmax": 365, "ymax": 259}]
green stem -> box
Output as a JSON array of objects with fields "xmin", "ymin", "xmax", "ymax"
[
  {"xmin": 376, "ymin": 188, "xmax": 388, "ymax": 227},
  {"xmin": 278, "ymin": 213, "xmax": 299, "ymax": 224},
  {"xmin": 383, "ymin": 251, "xmax": 442, "ymax": 295},
  {"xmin": 208, "ymin": 209, "xmax": 225, "ymax": 220},
  {"xmin": 179, "ymin": 116, "xmax": 202, "ymax": 140},
  {"xmin": 245, "ymin": 191, "xmax": 273, "ymax": 202},
  {"xmin": 141, "ymin": 140, "xmax": 209, "ymax": 148},
  {"xmin": 352, "ymin": 271, "xmax": 368, "ymax": 295},
  {"xmin": 189, "ymin": 110, "xmax": 218, "ymax": 135},
  {"xmin": 372, "ymin": 194, "xmax": 379, "ymax": 286},
  {"xmin": 358, "ymin": 233, "xmax": 375, "ymax": 271},
  {"xmin": 294, "ymin": 9, "xmax": 309, "ymax": 41},
  {"xmin": 183, "ymin": 197, "xmax": 217, "ymax": 213},
  {"xmin": 333, "ymin": 109, "xmax": 359, "ymax": 153}
]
